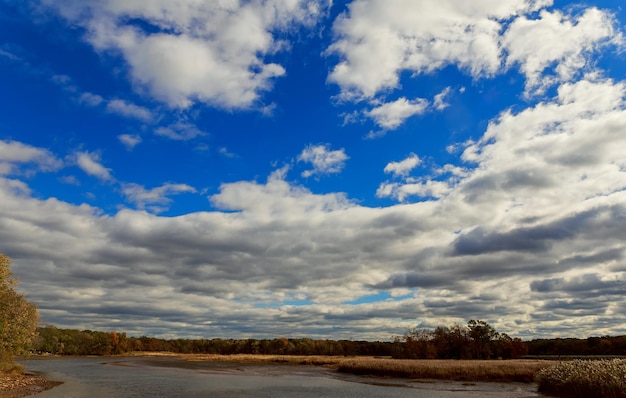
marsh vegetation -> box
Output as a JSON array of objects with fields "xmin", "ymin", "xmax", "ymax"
[
  {"xmin": 176, "ymin": 353, "xmax": 552, "ymax": 382},
  {"xmin": 536, "ymin": 359, "xmax": 626, "ymax": 398}
]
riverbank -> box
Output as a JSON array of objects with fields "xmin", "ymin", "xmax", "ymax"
[
  {"xmin": 14, "ymin": 352, "xmax": 554, "ymax": 396},
  {"xmin": 20, "ymin": 356, "xmax": 546, "ymax": 397},
  {"xmin": 0, "ymin": 372, "xmax": 62, "ymax": 398}
]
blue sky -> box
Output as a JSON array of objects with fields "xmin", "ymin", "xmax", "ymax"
[{"xmin": 2, "ymin": 0, "xmax": 626, "ymax": 340}]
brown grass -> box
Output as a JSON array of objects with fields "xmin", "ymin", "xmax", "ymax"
[
  {"xmin": 176, "ymin": 354, "xmax": 553, "ymax": 382},
  {"xmin": 335, "ymin": 358, "xmax": 553, "ymax": 382},
  {"xmin": 536, "ymin": 359, "xmax": 626, "ymax": 398},
  {"xmin": 180, "ymin": 353, "xmax": 347, "ymax": 366}
]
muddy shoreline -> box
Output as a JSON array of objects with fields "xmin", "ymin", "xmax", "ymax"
[{"xmin": 0, "ymin": 373, "xmax": 62, "ymax": 398}]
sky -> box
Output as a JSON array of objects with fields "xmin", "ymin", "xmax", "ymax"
[{"xmin": 1, "ymin": 0, "xmax": 626, "ymax": 341}]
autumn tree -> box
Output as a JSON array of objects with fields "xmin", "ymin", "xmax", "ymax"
[
  {"xmin": 467, "ymin": 319, "xmax": 499, "ymax": 359},
  {"xmin": 0, "ymin": 254, "xmax": 38, "ymax": 369},
  {"xmin": 395, "ymin": 320, "xmax": 528, "ymax": 359}
]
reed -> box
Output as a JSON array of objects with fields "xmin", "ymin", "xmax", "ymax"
[
  {"xmin": 536, "ymin": 359, "xmax": 626, "ymax": 398},
  {"xmin": 181, "ymin": 353, "xmax": 345, "ymax": 366},
  {"xmin": 335, "ymin": 358, "xmax": 551, "ymax": 382},
  {"xmin": 179, "ymin": 354, "xmax": 552, "ymax": 382}
]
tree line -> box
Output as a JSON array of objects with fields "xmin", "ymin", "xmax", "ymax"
[
  {"xmin": 29, "ymin": 324, "xmax": 626, "ymax": 359},
  {"xmin": 33, "ymin": 320, "xmax": 528, "ymax": 359},
  {"xmin": 33, "ymin": 325, "xmax": 394, "ymax": 356},
  {"xmin": 527, "ymin": 335, "xmax": 626, "ymax": 357}
]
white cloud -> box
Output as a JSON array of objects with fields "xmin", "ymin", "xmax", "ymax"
[
  {"xmin": 433, "ymin": 87, "xmax": 452, "ymax": 111},
  {"xmin": 436, "ymin": 164, "xmax": 468, "ymax": 178},
  {"xmin": 383, "ymin": 153, "xmax": 421, "ymax": 177},
  {"xmin": 298, "ymin": 144, "xmax": 349, "ymax": 178},
  {"xmin": 327, "ymin": 0, "xmax": 549, "ymax": 99},
  {"xmin": 219, "ymin": 147, "xmax": 237, "ymax": 158},
  {"xmin": 459, "ymin": 77, "xmax": 626, "ymax": 213},
  {"xmin": 106, "ymin": 99, "xmax": 154, "ymax": 122},
  {"xmin": 366, "ymin": 97, "xmax": 429, "ymax": 130},
  {"xmin": 79, "ymin": 92, "xmax": 104, "ymax": 107},
  {"xmin": 41, "ymin": 0, "xmax": 330, "ymax": 109},
  {"xmin": 75, "ymin": 152, "xmax": 113, "ymax": 181},
  {"xmin": 0, "ymin": 140, "xmax": 62, "ymax": 175},
  {"xmin": 122, "ymin": 182, "xmax": 196, "ymax": 213},
  {"xmin": 118, "ymin": 134, "xmax": 142, "ymax": 150},
  {"xmin": 154, "ymin": 122, "xmax": 206, "ymax": 141},
  {"xmin": 327, "ymin": 2, "xmax": 621, "ymax": 102},
  {"xmin": 50, "ymin": 74, "xmax": 74, "ymax": 88},
  {"xmin": 503, "ymin": 8, "xmax": 620, "ymax": 96},
  {"xmin": 0, "ymin": 48, "xmax": 20, "ymax": 61},
  {"xmin": 377, "ymin": 180, "xmax": 452, "ymax": 201},
  {"xmin": 58, "ymin": 175, "xmax": 80, "ymax": 186}
]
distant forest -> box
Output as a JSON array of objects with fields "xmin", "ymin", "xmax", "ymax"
[{"xmin": 32, "ymin": 322, "xmax": 626, "ymax": 359}]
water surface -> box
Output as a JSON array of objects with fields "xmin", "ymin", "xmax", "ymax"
[{"xmin": 21, "ymin": 357, "xmax": 546, "ymax": 397}]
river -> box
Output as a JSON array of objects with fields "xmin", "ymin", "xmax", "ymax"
[{"xmin": 20, "ymin": 357, "xmax": 546, "ymax": 397}]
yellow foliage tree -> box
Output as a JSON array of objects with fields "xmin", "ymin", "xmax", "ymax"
[{"xmin": 0, "ymin": 254, "xmax": 38, "ymax": 369}]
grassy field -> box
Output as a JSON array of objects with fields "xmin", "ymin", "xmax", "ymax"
[{"xmin": 176, "ymin": 354, "xmax": 554, "ymax": 382}]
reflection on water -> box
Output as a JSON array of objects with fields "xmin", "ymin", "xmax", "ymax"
[{"xmin": 21, "ymin": 357, "xmax": 546, "ymax": 398}]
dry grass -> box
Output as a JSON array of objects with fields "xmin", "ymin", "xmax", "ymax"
[
  {"xmin": 180, "ymin": 353, "xmax": 346, "ymax": 366},
  {"xmin": 177, "ymin": 354, "xmax": 553, "ymax": 382},
  {"xmin": 127, "ymin": 351, "xmax": 181, "ymax": 358},
  {"xmin": 335, "ymin": 358, "xmax": 552, "ymax": 382},
  {"xmin": 536, "ymin": 359, "xmax": 626, "ymax": 398}
]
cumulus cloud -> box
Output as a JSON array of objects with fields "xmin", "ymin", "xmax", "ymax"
[
  {"xmin": 122, "ymin": 182, "xmax": 196, "ymax": 213},
  {"xmin": 366, "ymin": 97, "xmax": 429, "ymax": 130},
  {"xmin": 503, "ymin": 7, "xmax": 620, "ymax": 96},
  {"xmin": 297, "ymin": 144, "xmax": 349, "ymax": 178},
  {"xmin": 0, "ymin": 140, "xmax": 62, "ymax": 175},
  {"xmin": 75, "ymin": 151, "xmax": 113, "ymax": 181},
  {"xmin": 155, "ymin": 122, "xmax": 206, "ymax": 141},
  {"xmin": 218, "ymin": 147, "xmax": 237, "ymax": 158},
  {"xmin": 433, "ymin": 87, "xmax": 452, "ymax": 111},
  {"xmin": 383, "ymin": 153, "xmax": 421, "ymax": 177},
  {"xmin": 327, "ymin": 0, "xmax": 549, "ymax": 99},
  {"xmin": 378, "ymin": 153, "xmax": 456, "ymax": 201},
  {"xmin": 327, "ymin": 1, "xmax": 619, "ymax": 102},
  {"xmin": 40, "ymin": 0, "xmax": 330, "ymax": 109},
  {"xmin": 78, "ymin": 92, "xmax": 104, "ymax": 107},
  {"xmin": 377, "ymin": 179, "xmax": 452, "ymax": 201},
  {"xmin": 118, "ymin": 134, "xmax": 142, "ymax": 150},
  {"xmin": 106, "ymin": 99, "xmax": 154, "ymax": 122}
]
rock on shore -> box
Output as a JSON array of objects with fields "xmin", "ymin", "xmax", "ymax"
[{"xmin": 0, "ymin": 373, "xmax": 62, "ymax": 397}]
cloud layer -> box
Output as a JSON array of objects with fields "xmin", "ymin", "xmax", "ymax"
[
  {"xmin": 4, "ymin": 74, "xmax": 626, "ymax": 339},
  {"xmin": 2, "ymin": 0, "xmax": 626, "ymax": 341}
]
